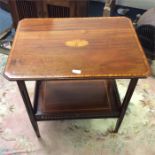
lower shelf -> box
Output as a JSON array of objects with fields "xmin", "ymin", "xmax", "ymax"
[{"xmin": 35, "ymin": 80, "xmax": 121, "ymax": 120}]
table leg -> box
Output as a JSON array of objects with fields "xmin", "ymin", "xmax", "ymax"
[
  {"xmin": 114, "ymin": 78, "xmax": 138, "ymax": 133},
  {"xmin": 33, "ymin": 81, "xmax": 41, "ymax": 113},
  {"xmin": 17, "ymin": 81, "xmax": 40, "ymax": 137}
]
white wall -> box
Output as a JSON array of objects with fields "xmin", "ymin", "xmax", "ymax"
[
  {"xmin": 96, "ymin": 0, "xmax": 155, "ymax": 9},
  {"xmin": 117, "ymin": 0, "xmax": 155, "ymax": 10}
]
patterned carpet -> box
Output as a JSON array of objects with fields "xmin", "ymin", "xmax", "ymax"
[{"xmin": 1, "ymin": 53, "xmax": 155, "ymax": 155}]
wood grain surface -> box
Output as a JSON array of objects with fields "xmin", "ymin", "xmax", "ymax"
[
  {"xmin": 36, "ymin": 80, "xmax": 121, "ymax": 118},
  {"xmin": 4, "ymin": 17, "xmax": 150, "ymax": 80}
]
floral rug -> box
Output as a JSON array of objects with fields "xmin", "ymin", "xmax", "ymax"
[{"xmin": 1, "ymin": 53, "xmax": 155, "ymax": 155}]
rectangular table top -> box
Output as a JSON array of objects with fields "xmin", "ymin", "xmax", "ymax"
[{"xmin": 4, "ymin": 17, "xmax": 150, "ymax": 80}]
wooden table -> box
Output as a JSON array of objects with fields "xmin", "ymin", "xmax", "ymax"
[{"xmin": 4, "ymin": 17, "xmax": 150, "ymax": 137}]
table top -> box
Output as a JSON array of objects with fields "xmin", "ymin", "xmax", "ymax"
[{"xmin": 4, "ymin": 17, "xmax": 150, "ymax": 81}]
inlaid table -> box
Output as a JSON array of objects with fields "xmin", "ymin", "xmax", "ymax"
[{"xmin": 4, "ymin": 17, "xmax": 150, "ymax": 137}]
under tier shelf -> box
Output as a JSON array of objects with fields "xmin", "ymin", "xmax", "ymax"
[{"xmin": 35, "ymin": 80, "xmax": 121, "ymax": 120}]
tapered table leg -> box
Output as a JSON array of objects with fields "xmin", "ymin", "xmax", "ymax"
[
  {"xmin": 114, "ymin": 78, "xmax": 138, "ymax": 132},
  {"xmin": 33, "ymin": 81, "xmax": 41, "ymax": 114},
  {"xmin": 17, "ymin": 81, "xmax": 40, "ymax": 137}
]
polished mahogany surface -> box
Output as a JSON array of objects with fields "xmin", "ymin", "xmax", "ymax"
[
  {"xmin": 4, "ymin": 17, "xmax": 150, "ymax": 80},
  {"xmin": 36, "ymin": 80, "xmax": 121, "ymax": 118}
]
